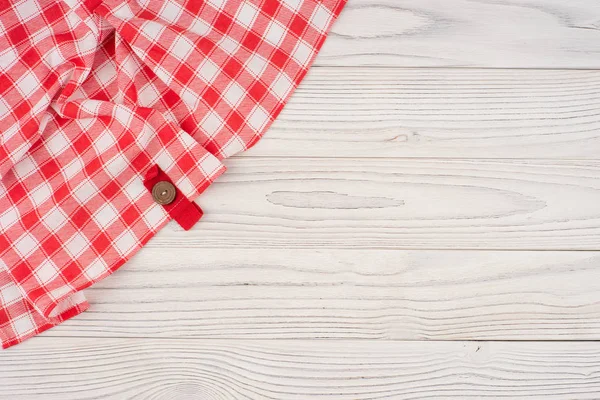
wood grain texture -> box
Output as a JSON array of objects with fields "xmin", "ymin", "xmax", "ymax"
[
  {"xmin": 3, "ymin": 338, "xmax": 600, "ymax": 399},
  {"xmin": 41, "ymin": 249, "xmax": 600, "ymax": 340},
  {"xmin": 251, "ymin": 68, "xmax": 600, "ymax": 159},
  {"xmin": 318, "ymin": 0, "xmax": 600, "ymax": 68},
  {"xmin": 143, "ymin": 158, "xmax": 600, "ymax": 250}
]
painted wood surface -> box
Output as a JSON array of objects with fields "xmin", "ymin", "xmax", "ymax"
[
  {"xmin": 317, "ymin": 0, "xmax": 600, "ymax": 68},
  {"xmin": 3, "ymin": 0, "xmax": 600, "ymax": 397},
  {"xmin": 253, "ymin": 68, "xmax": 600, "ymax": 159},
  {"xmin": 145, "ymin": 157, "xmax": 600, "ymax": 250},
  {"xmin": 41, "ymin": 249, "xmax": 600, "ymax": 340},
  {"xmin": 3, "ymin": 339, "xmax": 600, "ymax": 399}
]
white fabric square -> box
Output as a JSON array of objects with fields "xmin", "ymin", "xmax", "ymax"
[
  {"xmin": 219, "ymin": 37, "xmax": 239, "ymax": 55},
  {"xmin": 175, "ymin": 175, "xmax": 195, "ymax": 198},
  {"xmin": 15, "ymin": 0, "xmax": 40, "ymax": 21},
  {"xmin": 43, "ymin": 206, "xmax": 67, "ymax": 231},
  {"xmin": 281, "ymin": 0, "xmax": 302, "ymax": 11},
  {"xmin": 200, "ymin": 112, "xmax": 223, "ymax": 137},
  {"xmin": 94, "ymin": 130, "xmax": 116, "ymax": 154},
  {"xmin": 178, "ymin": 129, "xmax": 199, "ymax": 149},
  {"xmin": 245, "ymin": 54, "xmax": 267, "ymax": 77},
  {"xmin": 163, "ymin": 110, "xmax": 177, "ymax": 123},
  {"xmin": 248, "ymin": 105, "xmax": 270, "ymax": 132},
  {"xmin": 70, "ymin": 86, "xmax": 87, "ymax": 102},
  {"xmin": 123, "ymin": 179, "xmax": 146, "ymax": 201},
  {"xmin": 32, "ymin": 93, "xmax": 51, "ymax": 116},
  {"xmin": 0, "ymin": 47, "xmax": 18, "ymax": 71},
  {"xmin": 197, "ymin": 60, "xmax": 219, "ymax": 83},
  {"xmin": 44, "ymin": 47, "xmax": 66, "ymax": 69},
  {"xmin": 65, "ymin": 233, "xmax": 88, "ymax": 257},
  {"xmin": 38, "ymin": 106, "xmax": 54, "ymax": 127},
  {"xmin": 49, "ymin": 286, "xmax": 70, "ymax": 300},
  {"xmin": 16, "ymin": 71, "xmax": 39, "ymax": 96},
  {"xmin": 14, "ymin": 233, "xmax": 38, "ymax": 257},
  {"xmin": 0, "ymin": 207, "xmax": 19, "ymax": 230},
  {"xmin": 73, "ymin": 181, "xmax": 97, "ymax": 204},
  {"xmin": 199, "ymin": 153, "xmax": 224, "ymax": 176},
  {"xmin": 235, "ymin": 2, "xmax": 258, "ymax": 28},
  {"xmin": 95, "ymin": 61, "xmax": 117, "ymax": 85},
  {"xmin": 220, "ymin": 137, "xmax": 245, "ymax": 158},
  {"xmin": 158, "ymin": 1, "xmax": 183, "ymax": 24},
  {"xmin": 264, "ymin": 21, "xmax": 286, "ymax": 47},
  {"xmin": 112, "ymin": 3, "xmax": 134, "ymax": 18},
  {"xmin": 292, "ymin": 40, "xmax": 313, "ymax": 66},
  {"xmin": 30, "ymin": 182, "xmax": 52, "ymax": 207},
  {"xmin": 80, "ymin": 99, "xmax": 102, "ymax": 115},
  {"xmin": 12, "ymin": 315, "xmax": 35, "ymax": 336},
  {"xmin": 94, "ymin": 203, "xmax": 119, "ymax": 228},
  {"xmin": 13, "ymin": 156, "xmax": 37, "ymax": 179},
  {"xmin": 9, "ymin": 142, "xmax": 28, "ymax": 165},
  {"xmin": 74, "ymin": 31, "xmax": 97, "ymax": 55},
  {"xmin": 3, "ymin": 123, "xmax": 20, "ymax": 144},
  {"xmin": 140, "ymin": 20, "xmax": 166, "ymax": 41},
  {"xmin": 1, "ymin": 283, "xmax": 21, "ymax": 305},
  {"xmin": 65, "ymin": 9, "xmax": 80, "ymax": 29},
  {"xmin": 0, "ymin": 97, "xmax": 9, "ymax": 119},
  {"xmin": 270, "ymin": 73, "xmax": 294, "ymax": 100},
  {"xmin": 120, "ymin": 54, "xmax": 141, "ymax": 78},
  {"xmin": 137, "ymin": 82, "xmax": 162, "ymax": 107},
  {"xmin": 189, "ymin": 17, "xmax": 211, "ymax": 35},
  {"xmin": 113, "ymin": 106, "xmax": 133, "ymax": 128},
  {"xmin": 105, "ymin": 154, "xmax": 128, "ymax": 178},
  {"xmin": 137, "ymin": 123, "xmax": 154, "ymax": 149},
  {"xmin": 143, "ymin": 204, "xmax": 167, "ymax": 227},
  {"xmin": 35, "ymin": 261, "xmax": 58, "ymax": 284},
  {"xmin": 310, "ymin": 4, "xmax": 333, "ymax": 31},
  {"xmin": 115, "ymin": 230, "xmax": 137, "ymax": 256},
  {"xmin": 46, "ymin": 132, "xmax": 69, "ymax": 157},
  {"xmin": 63, "ymin": 157, "xmax": 84, "ymax": 180},
  {"xmin": 206, "ymin": 0, "xmax": 225, "ymax": 9},
  {"xmin": 170, "ymin": 36, "xmax": 194, "ymax": 60},
  {"xmin": 85, "ymin": 259, "xmax": 108, "ymax": 280},
  {"xmin": 155, "ymin": 149, "xmax": 176, "ymax": 171},
  {"xmin": 180, "ymin": 87, "xmax": 201, "ymax": 109},
  {"xmin": 224, "ymin": 82, "xmax": 245, "ymax": 106}
]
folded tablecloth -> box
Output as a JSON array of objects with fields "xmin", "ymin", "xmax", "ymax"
[{"xmin": 0, "ymin": 0, "xmax": 346, "ymax": 348}]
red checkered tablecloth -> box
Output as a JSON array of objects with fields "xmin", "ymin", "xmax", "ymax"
[{"xmin": 0, "ymin": 0, "xmax": 345, "ymax": 348}]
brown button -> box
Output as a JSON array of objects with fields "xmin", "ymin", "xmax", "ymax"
[{"xmin": 152, "ymin": 181, "xmax": 176, "ymax": 205}]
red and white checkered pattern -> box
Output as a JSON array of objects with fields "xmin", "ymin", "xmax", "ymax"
[{"xmin": 0, "ymin": 0, "xmax": 345, "ymax": 348}]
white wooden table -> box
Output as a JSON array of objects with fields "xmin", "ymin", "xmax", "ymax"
[{"xmin": 3, "ymin": 1, "xmax": 600, "ymax": 398}]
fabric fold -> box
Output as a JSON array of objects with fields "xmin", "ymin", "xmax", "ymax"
[{"xmin": 0, "ymin": 266, "xmax": 89, "ymax": 349}]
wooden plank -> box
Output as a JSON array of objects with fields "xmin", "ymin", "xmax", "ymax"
[
  {"xmin": 317, "ymin": 0, "xmax": 600, "ymax": 68},
  {"xmin": 144, "ymin": 158, "xmax": 600, "ymax": 250},
  {"xmin": 252, "ymin": 68, "xmax": 600, "ymax": 159},
  {"xmin": 43, "ymin": 249, "xmax": 600, "ymax": 340},
  {"xmin": 3, "ymin": 338, "xmax": 600, "ymax": 399}
]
